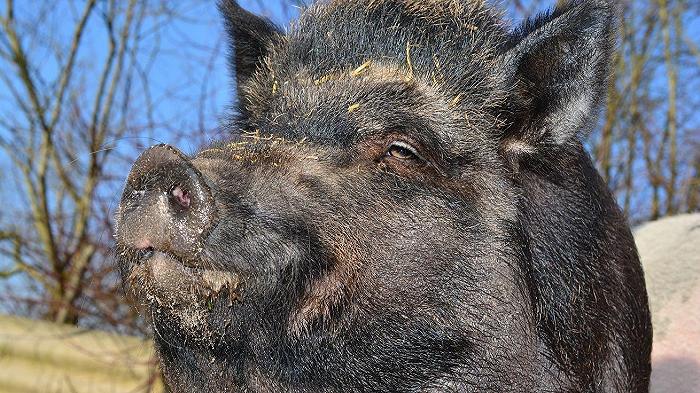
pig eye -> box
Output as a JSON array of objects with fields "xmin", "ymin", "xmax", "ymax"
[{"xmin": 386, "ymin": 141, "xmax": 421, "ymax": 161}]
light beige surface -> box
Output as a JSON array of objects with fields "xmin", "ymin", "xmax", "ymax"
[
  {"xmin": 0, "ymin": 314, "xmax": 164, "ymax": 393},
  {"xmin": 636, "ymin": 213, "xmax": 700, "ymax": 393}
]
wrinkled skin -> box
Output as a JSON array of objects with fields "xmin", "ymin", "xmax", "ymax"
[{"xmin": 114, "ymin": 0, "xmax": 652, "ymax": 392}]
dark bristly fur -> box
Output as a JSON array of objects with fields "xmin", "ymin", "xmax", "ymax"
[{"xmin": 115, "ymin": 0, "xmax": 652, "ymax": 392}]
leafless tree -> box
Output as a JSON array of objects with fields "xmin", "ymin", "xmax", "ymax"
[{"xmin": 556, "ymin": 0, "xmax": 698, "ymax": 223}]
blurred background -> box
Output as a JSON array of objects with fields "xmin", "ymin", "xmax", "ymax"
[{"xmin": 0, "ymin": 0, "xmax": 698, "ymax": 392}]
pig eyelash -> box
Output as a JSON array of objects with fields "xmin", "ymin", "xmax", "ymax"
[{"xmin": 385, "ymin": 141, "xmax": 424, "ymax": 163}]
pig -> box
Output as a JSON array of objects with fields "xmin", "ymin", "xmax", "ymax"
[{"xmin": 114, "ymin": 0, "xmax": 652, "ymax": 392}]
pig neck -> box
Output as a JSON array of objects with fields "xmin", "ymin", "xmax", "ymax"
[{"xmin": 516, "ymin": 144, "xmax": 651, "ymax": 390}]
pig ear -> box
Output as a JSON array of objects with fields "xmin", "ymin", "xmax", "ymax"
[
  {"xmin": 498, "ymin": 0, "xmax": 618, "ymax": 157},
  {"xmin": 219, "ymin": 1, "xmax": 282, "ymax": 96}
]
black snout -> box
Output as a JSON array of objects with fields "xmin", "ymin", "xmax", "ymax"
[{"xmin": 116, "ymin": 144, "xmax": 216, "ymax": 263}]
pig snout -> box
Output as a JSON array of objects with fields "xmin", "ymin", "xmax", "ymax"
[{"xmin": 115, "ymin": 144, "xmax": 217, "ymax": 263}]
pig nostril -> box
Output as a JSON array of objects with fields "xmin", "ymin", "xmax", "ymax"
[{"xmin": 172, "ymin": 186, "xmax": 191, "ymax": 209}]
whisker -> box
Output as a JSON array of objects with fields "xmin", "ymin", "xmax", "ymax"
[
  {"xmin": 64, "ymin": 136, "xmax": 170, "ymax": 168},
  {"xmin": 66, "ymin": 147, "xmax": 114, "ymax": 167}
]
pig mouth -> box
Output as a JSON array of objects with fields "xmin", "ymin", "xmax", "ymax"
[{"xmin": 126, "ymin": 249, "xmax": 242, "ymax": 309}]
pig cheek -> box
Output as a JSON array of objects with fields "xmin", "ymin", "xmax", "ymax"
[
  {"xmin": 287, "ymin": 217, "xmax": 373, "ymax": 336},
  {"xmin": 288, "ymin": 260, "xmax": 357, "ymax": 336}
]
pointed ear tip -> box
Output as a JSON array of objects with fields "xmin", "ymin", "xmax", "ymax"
[
  {"xmin": 218, "ymin": 0, "xmax": 246, "ymax": 20},
  {"xmin": 588, "ymin": 0, "xmax": 622, "ymax": 22},
  {"xmin": 558, "ymin": 0, "xmax": 620, "ymax": 23},
  {"xmin": 217, "ymin": 0, "xmax": 240, "ymax": 8},
  {"xmin": 567, "ymin": 0, "xmax": 621, "ymax": 41}
]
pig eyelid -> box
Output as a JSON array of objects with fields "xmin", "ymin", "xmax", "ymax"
[{"xmin": 385, "ymin": 141, "xmax": 425, "ymax": 162}]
